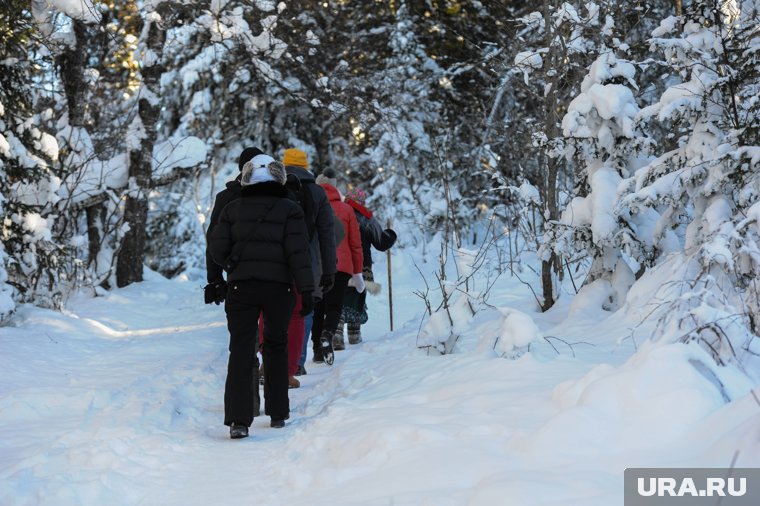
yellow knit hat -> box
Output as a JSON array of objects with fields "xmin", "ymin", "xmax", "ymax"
[{"xmin": 282, "ymin": 148, "xmax": 309, "ymax": 169}]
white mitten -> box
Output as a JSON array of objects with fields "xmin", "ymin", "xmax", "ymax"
[{"xmin": 351, "ymin": 273, "xmax": 366, "ymax": 293}]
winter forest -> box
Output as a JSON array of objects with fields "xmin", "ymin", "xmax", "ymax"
[{"xmin": 2, "ymin": 0, "xmax": 760, "ymax": 504}]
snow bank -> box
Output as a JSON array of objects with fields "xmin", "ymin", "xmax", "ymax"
[
  {"xmin": 1, "ymin": 245, "xmax": 758, "ymax": 505},
  {"xmin": 416, "ymin": 286, "xmax": 475, "ymax": 354},
  {"xmin": 567, "ymin": 278, "xmax": 615, "ymax": 317},
  {"xmin": 519, "ymin": 342, "xmax": 746, "ymax": 459},
  {"xmin": 496, "ymin": 307, "xmax": 542, "ymax": 356}
]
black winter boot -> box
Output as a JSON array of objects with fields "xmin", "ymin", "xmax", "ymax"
[
  {"xmin": 230, "ymin": 423, "xmax": 249, "ymax": 439},
  {"xmin": 319, "ymin": 330, "xmax": 335, "ymax": 365}
]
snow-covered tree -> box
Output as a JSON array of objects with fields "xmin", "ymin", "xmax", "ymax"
[
  {"xmin": 146, "ymin": 0, "xmax": 294, "ymax": 276},
  {"xmin": 116, "ymin": 1, "xmax": 170, "ymax": 287},
  {"xmin": 556, "ymin": 51, "xmax": 654, "ymax": 309},
  {"xmin": 0, "ymin": 1, "xmax": 70, "ymax": 318},
  {"xmin": 30, "ymin": 0, "xmax": 141, "ymax": 291},
  {"xmin": 619, "ymin": 0, "xmax": 760, "ymax": 369},
  {"xmin": 364, "ymin": 4, "xmax": 447, "ymax": 242},
  {"xmin": 512, "ymin": 1, "xmax": 617, "ymax": 310}
]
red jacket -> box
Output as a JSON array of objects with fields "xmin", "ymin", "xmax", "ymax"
[{"xmin": 320, "ymin": 183, "xmax": 363, "ymax": 275}]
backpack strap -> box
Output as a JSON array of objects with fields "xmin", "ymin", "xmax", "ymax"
[{"xmin": 301, "ymin": 184, "xmax": 317, "ymax": 241}]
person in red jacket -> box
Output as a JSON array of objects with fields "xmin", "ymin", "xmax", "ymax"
[
  {"xmin": 336, "ymin": 186, "xmax": 397, "ymax": 347},
  {"xmin": 311, "ymin": 168, "xmax": 364, "ymax": 365}
]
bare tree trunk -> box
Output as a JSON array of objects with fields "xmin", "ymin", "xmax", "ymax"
[
  {"xmin": 116, "ymin": 5, "xmax": 167, "ymax": 287},
  {"xmin": 57, "ymin": 20, "xmax": 87, "ymax": 125},
  {"xmin": 57, "ymin": 20, "xmax": 106, "ymax": 271},
  {"xmin": 539, "ymin": 0, "xmax": 560, "ymax": 311},
  {"xmin": 541, "ymin": 160, "xmax": 560, "ymax": 310},
  {"xmin": 86, "ymin": 205, "xmax": 104, "ymax": 270}
]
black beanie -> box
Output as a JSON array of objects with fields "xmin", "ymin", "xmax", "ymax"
[{"xmin": 238, "ymin": 147, "xmax": 264, "ymax": 171}]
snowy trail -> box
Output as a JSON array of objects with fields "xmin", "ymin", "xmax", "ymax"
[{"xmin": 1, "ymin": 251, "xmax": 759, "ymax": 505}]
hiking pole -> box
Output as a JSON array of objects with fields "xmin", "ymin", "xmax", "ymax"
[{"xmin": 387, "ymin": 218, "xmax": 394, "ymax": 332}]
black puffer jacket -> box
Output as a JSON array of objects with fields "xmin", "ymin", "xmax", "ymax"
[
  {"xmin": 205, "ymin": 177, "xmax": 242, "ymax": 283},
  {"xmin": 210, "ymin": 182, "xmax": 314, "ymax": 293}
]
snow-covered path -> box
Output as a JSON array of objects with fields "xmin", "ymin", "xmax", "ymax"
[{"xmin": 1, "ymin": 250, "xmax": 758, "ymax": 505}]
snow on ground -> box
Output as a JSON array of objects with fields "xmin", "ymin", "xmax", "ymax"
[{"xmin": 1, "ymin": 246, "xmax": 759, "ymax": 505}]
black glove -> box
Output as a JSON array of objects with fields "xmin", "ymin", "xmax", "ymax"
[
  {"xmin": 382, "ymin": 228, "xmax": 397, "ymax": 249},
  {"xmin": 319, "ymin": 273, "xmax": 335, "ymax": 294},
  {"xmin": 203, "ymin": 283, "xmax": 215, "ymax": 304},
  {"xmin": 213, "ymin": 279, "xmax": 227, "ymax": 305},
  {"xmin": 300, "ymin": 291, "xmax": 314, "ymax": 316}
]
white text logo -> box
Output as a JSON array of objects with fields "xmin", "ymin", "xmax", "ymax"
[{"xmin": 637, "ymin": 477, "xmax": 747, "ymax": 498}]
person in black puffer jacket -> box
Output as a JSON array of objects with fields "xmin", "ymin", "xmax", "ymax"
[
  {"xmin": 204, "ymin": 146, "xmax": 264, "ymax": 303},
  {"xmin": 210, "ymin": 153, "xmax": 314, "ymax": 439}
]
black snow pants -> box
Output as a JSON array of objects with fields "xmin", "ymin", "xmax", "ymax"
[
  {"xmin": 224, "ymin": 279, "xmax": 295, "ymax": 426},
  {"xmin": 311, "ymin": 271, "xmax": 351, "ymax": 350}
]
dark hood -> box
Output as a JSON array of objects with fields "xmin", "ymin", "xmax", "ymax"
[
  {"xmin": 285, "ymin": 165, "xmax": 316, "ymax": 184},
  {"xmin": 240, "ymin": 181, "xmax": 288, "ymax": 198},
  {"xmin": 226, "ymin": 175, "xmax": 242, "ymax": 190}
]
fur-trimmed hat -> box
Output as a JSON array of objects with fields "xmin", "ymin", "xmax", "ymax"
[
  {"xmin": 315, "ymin": 167, "xmax": 337, "ymax": 187},
  {"xmin": 241, "ymin": 154, "xmax": 287, "ymax": 186},
  {"xmin": 238, "ymin": 147, "xmax": 264, "ymax": 171},
  {"xmin": 282, "ymin": 148, "xmax": 309, "ymax": 169}
]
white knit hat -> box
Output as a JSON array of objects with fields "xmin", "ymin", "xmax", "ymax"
[{"xmin": 241, "ymin": 155, "xmax": 287, "ymax": 185}]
